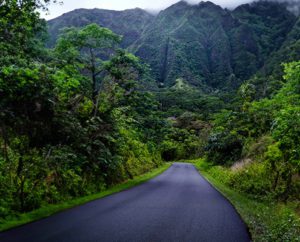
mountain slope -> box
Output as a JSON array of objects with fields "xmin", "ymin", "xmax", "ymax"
[
  {"xmin": 47, "ymin": 1, "xmax": 298, "ymax": 91},
  {"xmin": 131, "ymin": 1, "xmax": 296, "ymax": 89},
  {"xmin": 131, "ymin": 1, "xmax": 233, "ymax": 89},
  {"xmin": 265, "ymin": 15, "xmax": 300, "ymax": 75},
  {"xmin": 47, "ymin": 8, "xmax": 154, "ymax": 48},
  {"xmin": 243, "ymin": 14, "xmax": 300, "ymax": 98}
]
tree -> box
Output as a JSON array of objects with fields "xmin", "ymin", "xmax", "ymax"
[
  {"xmin": 266, "ymin": 61, "xmax": 300, "ymax": 200},
  {"xmin": 271, "ymin": 107, "xmax": 300, "ymax": 200},
  {"xmin": 0, "ymin": 0, "xmax": 56, "ymax": 66},
  {"xmin": 54, "ymin": 24, "xmax": 121, "ymax": 114}
]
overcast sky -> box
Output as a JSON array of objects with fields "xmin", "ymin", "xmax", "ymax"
[{"xmin": 40, "ymin": 0, "xmax": 253, "ymax": 20}]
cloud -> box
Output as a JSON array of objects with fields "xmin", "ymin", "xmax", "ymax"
[
  {"xmin": 41, "ymin": 0, "xmax": 300, "ymax": 20},
  {"xmin": 185, "ymin": 0, "xmax": 251, "ymax": 9},
  {"xmin": 185, "ymin": 0, "xmax": 300, "ymax": 10}
]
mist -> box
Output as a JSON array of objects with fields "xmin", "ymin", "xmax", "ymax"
[
  {"xmin": 185, "ymin": 0, "xmax": 251, "ymax": 9},
  {"xmin": 185, "ymin": 0, "xmax": 300, "ymax": 11},
  {"xmin": 145, "ymin": 0, "xmax": 300, "ymax": 15},
  {"xmin": 41, "ymin": 0, "xmax": 300, "ymax": 20}
]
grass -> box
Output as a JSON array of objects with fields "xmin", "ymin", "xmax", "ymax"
[
  {"xmin": 0, "ymin": 163, "xmax": 171, "ymax": 232},
  {"xmin": 189, "ymin": 158, "xmax": 300, "ymax": 242}
]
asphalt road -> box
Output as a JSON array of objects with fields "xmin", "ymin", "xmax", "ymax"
[{"xmin": 0, "ymin": 163, "xmax": 251, "ymax": 242}]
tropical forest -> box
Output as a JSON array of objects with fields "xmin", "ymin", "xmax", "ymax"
[{"xmin": 0, "ymin": 0, "xmax": 300, "ymax": 241}]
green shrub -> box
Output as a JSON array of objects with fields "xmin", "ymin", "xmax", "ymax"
[{"xmin": 228, "ymin": 162, "xmax": 272, "ymax": 197}]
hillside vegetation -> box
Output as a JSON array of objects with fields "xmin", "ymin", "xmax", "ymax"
[{"xmin": 0, "ymin": 1, "xmax": 165, "ymax": 221}]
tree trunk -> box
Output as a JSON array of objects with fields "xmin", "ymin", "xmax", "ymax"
[
  {"xmin": 20, "ymin": 178, "xmax": 25, "ymax": 211},
  {"xmin": 17, "ymin": 156, "xmax": 25, "ymax": 211},
  {"xmin": 272, "ymin": 170, "xmax": 280, "ymax": 192},
  {"xmin": 2, "ymin": 127, "xmax": 10, "ymax": 163},
  {"xmin": 282, "ymin": 170, "xmax": 292, "ymax": 203},
  {"xmin": 90, "ymin": 48, "xmax": 99, "ymax": 116}
]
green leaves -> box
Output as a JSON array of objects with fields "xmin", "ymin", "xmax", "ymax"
[
  {"xmin": 0, "ymin": 64, "xmax": 54, "ymax": 106},
  {"xmin": 78, "ymin": 24, "xmax": 122, "ymax": 49},
  {"xmin": 53, "ymin": 23, "xmax": 122, "ymax": 114},
  {"xmin": 55, "ymin": 24, "xmax": 121, "ymax": 68},
  {"xmin": 0, "ymin": 0, "xmax": 49, "ymax": 66},
  {"xmin": 272, "ymin": 106, "xmax": 300, "ymax": 169}
]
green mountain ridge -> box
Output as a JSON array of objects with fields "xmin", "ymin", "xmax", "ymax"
[
  {"xmin": 47, "ymin": 8, "xmax": 154, "ymax": 48},
  {"xmin": 46, "ymin": 1, "xmax": 299, "ymax": 92}
]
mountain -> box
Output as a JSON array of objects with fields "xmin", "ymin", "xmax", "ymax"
[
  {"xmin": 264, "ymin": 15, "xmax": 300, "ymax": 75},
  {"xmin": 131, "ymin": 1, "xmax": 296, "ymax": 89},
  {"xmin": 47, "ymin": 1, "xmax": 298, "ymax": 91},
  {"xmin": 131, "ymin": 1, "xmax": 233, "ymax": 89},
  {"xmin": 47, "ymin": 8, "xmax": 154, "ymax": 48},
  {"xmin": 244, "ymin": 14, "xmax": 300, "ymax": 98}
]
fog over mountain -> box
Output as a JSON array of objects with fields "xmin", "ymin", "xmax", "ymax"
[
  {"xmin": 186, "ymin": 0, "xmax": 250, "ymax": 8},
  {"xmin": 186, "ymin": 0, "xmax": 300, "ymax": 13},
  {"xmin": 148, "ymin": 0, "xmax": 300, "ymax": 11},
  {"xmin": 42, "ymin": 0, "xmax": 300, "ymax": 20}
]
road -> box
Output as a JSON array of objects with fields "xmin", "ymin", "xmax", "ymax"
[{"xmin": 0, "ymin": 163, "xmax": 251, "ymax": 242}]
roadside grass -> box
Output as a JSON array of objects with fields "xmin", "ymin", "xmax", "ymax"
[
  {"xmin": 0, "ymin": 163, "xmax": 171, "ymax": 232},
  {"xmin": 189, "ymin": 158, "xmax": 300, "ymax": 242}
]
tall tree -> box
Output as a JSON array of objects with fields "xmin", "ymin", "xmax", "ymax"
[{"xmin": 54, "ymin": 24, "xmax": 121, "ymax": 114}]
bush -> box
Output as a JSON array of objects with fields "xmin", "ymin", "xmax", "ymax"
[
  {"xmin": 228, "ymin": 162, "xmax": 272, "ymax": 197},
  {"xmin": 206, "ymin": 131, "xmax": 243, "ymax": 165}
]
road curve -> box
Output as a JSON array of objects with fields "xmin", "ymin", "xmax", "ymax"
[{"xmin": 0, "ymin": 163, "xmax": 251, "ymax": 242}]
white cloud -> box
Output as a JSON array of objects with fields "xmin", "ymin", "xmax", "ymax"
[{"xmin": 186, "ymin": 0, "xmax": 251, "ymax": 8}]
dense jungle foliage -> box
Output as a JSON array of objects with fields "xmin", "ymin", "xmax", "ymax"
[
  {"xmin": 0, "ymin": 0, "xmax": 166, "ymax": 218},
  {"xmin": 0, "ymin": 0, "xmax": 299, "ymax": 231}
]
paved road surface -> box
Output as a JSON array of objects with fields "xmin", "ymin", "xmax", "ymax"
[{"xmin": 0, "ymin": 163, "xmax": 251, "ymax": 242}]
